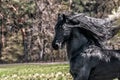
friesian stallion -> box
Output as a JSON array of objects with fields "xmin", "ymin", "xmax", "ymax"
[{"xmin": 52, "ymin": 13, "xmax": 120, "ymax": 80}]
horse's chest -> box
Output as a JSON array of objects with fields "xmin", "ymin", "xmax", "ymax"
[{"xmin": 70, "ymin": 55, "xmax": 88, "ymax": 73}]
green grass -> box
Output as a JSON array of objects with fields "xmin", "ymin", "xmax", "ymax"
[
  {"xmin": 0, "ymin": 64, "xmax": 119, "ymax": 80},
  {"xmin": 0, "ymin": 63, "xmax": 72, "ymax": 80},
  {"xmin": 0, "ymin": 64, "xmax": 69, "ymax": 76}
]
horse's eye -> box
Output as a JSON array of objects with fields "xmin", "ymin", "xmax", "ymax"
[
  {"xmin": 63, "ymin": 24, "xmax": 67, "ymax": 30},
  {"xmin": 63, "ymin": 26, "xmax": 65, "ymax": 30}
]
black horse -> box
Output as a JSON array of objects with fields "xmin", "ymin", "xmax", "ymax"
[{"xmin": 52, "ymin": 13, "xmax": 120, "ymax": 80}]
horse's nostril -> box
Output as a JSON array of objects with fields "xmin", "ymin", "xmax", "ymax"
[{"xmin": 52, "ymin": 43, "xmax": 59, "ymax": 50}]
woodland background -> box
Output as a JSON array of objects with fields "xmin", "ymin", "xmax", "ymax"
[{"xmin": 0, "ymin": 0, "xmax": 120, "ymax": 63}]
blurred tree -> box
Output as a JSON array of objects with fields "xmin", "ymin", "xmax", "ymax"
[
  {"xmin": 0, "ymin": 0, "xmax": 120, "ymax": 63},
  {"xmin": 0, "ymin": 0, "xmax": 35, "ymax": 62},
  {"xmin": 71, "ymin": 0, "xmax": 120, "ymax": 18}
]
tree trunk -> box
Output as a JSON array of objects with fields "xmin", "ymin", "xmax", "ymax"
[
  {"xmin": 0, "ymin": 26, "xmax": 2, "ymax": 61},
  {"xmin": 69, "ymin": 0, "xmax": 72, "ymax": 11},
  {"xmin": 21, "ymin": 28, "xmax": 28, "ymax": 62}
]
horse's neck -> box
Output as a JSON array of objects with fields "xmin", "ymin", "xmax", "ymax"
[{"xmin": 66, "ymin": 28, "xmax": 90, "ymax": 58}]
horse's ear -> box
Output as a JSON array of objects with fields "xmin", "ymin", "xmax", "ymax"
[
  {"xmin": 58, "ymin": 13, "xmax": 61, "ymax": 17},
  {"xmin": 58, "ymin": 13, "xmax": 67, "ymax": 21},
  {"xmin": 62, "ymin": 14, "xmax": 66, "ymax": 21}
]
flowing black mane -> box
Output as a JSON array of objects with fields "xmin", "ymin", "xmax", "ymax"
[
  {"xmin": 61, "ymin": 13, "xmax": 120, "ymax": 48},
  {"xmin": 65, "ymin": 13, "xmax": 120, "ymax": 41}
]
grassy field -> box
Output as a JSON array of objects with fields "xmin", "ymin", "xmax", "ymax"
[
  {"xmin": 0, "ymin": 63, "xmax": 72, "ymax": 80},
  {"xmin": 0, "ymin": 63, "xmax": 119, "ymax": 80}
]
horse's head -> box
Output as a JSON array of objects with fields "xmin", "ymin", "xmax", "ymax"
[
  {"xmin": 52, "ymin": 14, "xmax": 71, "ymax": 50},
  {"xmin": 52, "ymin": 13, "xmax": 103, "ymax": 50}
]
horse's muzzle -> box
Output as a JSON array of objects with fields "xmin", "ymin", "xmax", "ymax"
[
  {"xmin": 52, "ymin": 41, "xmax": 59, "ymax": 50},
  {"xmin": 52, "ymin": 40, "xmax": 62, "ymax": 50},
  {"xmin": 52, "ymin": 43, "xmax": 59, "ymax": 50}
]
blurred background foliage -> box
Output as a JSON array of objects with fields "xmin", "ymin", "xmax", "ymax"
[{"xmin": 0, "ymin": 0, "xmax": 120, "ymax": 63}]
